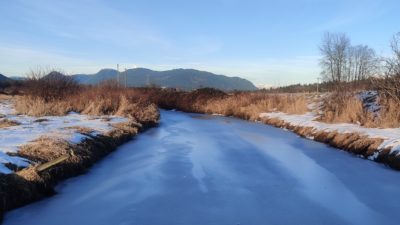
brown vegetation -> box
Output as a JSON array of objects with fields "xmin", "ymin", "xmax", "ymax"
[
  {"xmin": 15, "ymin": 78, "xmax": 159, "ymax": 124},
  {"xmin": 318, "ymin": 92, "xmax": 370, "ymax": 124},
  {"xmin": 23, "ymin": 70, "xmax": 80, "ymax": 101},
  {"xmin": 0, "ymin": 94, "xmax": 12, "ymax": 101},
  {"xmin": 132, "ymin": 88, "xmax": 309, "ymax": 120},
  {"xmin": 318, "ymin": 89, "xmax": 400, "ymax": 128},
  {"xmin": 0, "ymin": 119, "xmax": 20, "ymax": 128},
  {"xmin": 376, "ymin": 97, "xmax": 400, "ymax": 128}
]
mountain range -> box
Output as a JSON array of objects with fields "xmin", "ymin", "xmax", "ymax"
[
  {"xmin": 0, "ymin": 74, "xmax": 11, "ymax": 82},
  {"xmin": 0, "ymin": 68, "xmax": 257, "ymax": 91},
  {"xmin": 0, "ymin": 74, "xmax": 13, "ymax": 87},
  {"xmin": 72, "ymin": 68, "xmax": 257, "ymax": 91}
]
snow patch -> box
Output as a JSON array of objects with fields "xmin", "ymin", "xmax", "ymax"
[
  {"xmin": 358, "ymin": 91, "xmax": 380, "ymax": 116},
  {"xmin": 260, "ymin": 111, "xmax": 400, "ymax": 156},
  {"xmin": 0, "ymin": 100, "xmax": 128, "ymax": 174}
]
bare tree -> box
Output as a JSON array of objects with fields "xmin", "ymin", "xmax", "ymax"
[
  {"xmin": 319, "ymin": 32, "xmax": 350, "ymax": 84},
  {"xmin": 348, "ymin": 45, "xmax": 377, "ymax": 81},
  {"xmin": 385, "ymin": 32, "xmax": 400, "ymax": 75},
  {"xmin": 320, "ymin": 32, "xmax": 377, "ymax": 88},
  {"xmin": 372, "ymin": 32, "xmax": 400, "ymax": 103}
]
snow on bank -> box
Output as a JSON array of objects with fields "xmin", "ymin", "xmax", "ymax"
[
  {"xmin": 259, "ymin": 112, "xmax": 400, "ymax": 159},
  {"xmin": 0, "ymin": 100, "xmax": 128, "ymax": 174},
  {"xmin": 358, "ymin": 91, "xmax": 380, "ymax": 116}
]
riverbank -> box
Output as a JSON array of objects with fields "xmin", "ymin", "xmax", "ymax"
[
  {"xmin": 0, "ymin": 95, "xmax": 159, "ymax": 220},
  {"xmin": 260, "ymin": 112, "xmax": 400, "ymax": 169}
]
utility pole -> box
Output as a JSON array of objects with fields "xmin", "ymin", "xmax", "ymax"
[
  {"xmin": 117, "ymin": 64, "xmax": 120, "ymax": 86},
  {"xmin": 124, "ymin": 68, "xmax": 127, "ymax": 88},
  {"xmin": 317, "ymin": 77, "xmax": 320, "ymax": 93}
]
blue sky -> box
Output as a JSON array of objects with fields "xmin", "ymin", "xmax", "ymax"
[{"xmin": 0, "ymin": 0, "xmax": 399, "ymax": 85}]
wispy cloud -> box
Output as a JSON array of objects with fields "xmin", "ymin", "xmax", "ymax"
[{"xmin": 9, "ymin": 0, "xmax": 172, "ymax": 49}]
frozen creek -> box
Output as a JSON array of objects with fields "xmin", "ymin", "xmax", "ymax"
[{"xmin": 4, "ymin": 110, "xmax": 400, "ymax": 225}]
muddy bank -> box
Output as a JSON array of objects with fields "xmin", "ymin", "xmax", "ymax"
[
  {"xmin": 261, "ymin": 116, "xmax": 400, "ymax": 170},
  {"xmin": 0, "ymin": 111, "xmax": 159, "ymax": 221}
]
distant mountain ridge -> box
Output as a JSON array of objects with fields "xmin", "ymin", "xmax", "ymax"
[
  {"xmin": 0, "ymin": 74, "xmax": 11, "ymax": 82},
  {"xmin": 72, "ymin": 68, "xmax": 257, "ymax": 91}
]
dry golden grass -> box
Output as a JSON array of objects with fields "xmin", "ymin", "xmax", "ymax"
[
  {"xmin": 319, "ymin": 93, "xmax": 370, "ymax": 124},
  {"xmin": 18, "ymin": 136, "xmax": 73, "ymax": 163},
  {"xmin": 202, "ymin": 93, "xmax": 308, "ymax": 120},
  {"xmin": 138, "ymin": 88, "xmax": 309, "ymax": 121},
  {"xmin": 319, "ymin": 92, "xmax": 400, "ymax": 128},
  {"xmin": 65, "ymin": 126, "xmax": 95, "ymax": 134},
  {"xmin": 0, "ymin": 94, "xmax": 12, "ymax": 101},
  {"xmin": 14, "ymin": 83, "xmax": 159, "ymax": 124},
  {"xmin": 14, "ymin": 96, "xmax": 72, "ymax": 116},
  {"xmin": 375, "ymin": 98, "xmax": 400, "ymax": 128}
]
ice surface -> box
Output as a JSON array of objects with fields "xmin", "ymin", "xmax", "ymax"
[
  {"xmin": 0, "ymin": 99, "xmax": 128, "ymax": 173},
  {"xmin": 4, "ymin": 110, "xmax": 400, "ymax": 225}
]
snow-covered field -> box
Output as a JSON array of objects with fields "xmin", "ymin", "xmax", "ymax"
[{"xmin": 0, "ymin": 99, "xmax": 128, "ymax": 174}]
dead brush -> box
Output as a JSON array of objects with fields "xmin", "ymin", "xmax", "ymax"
[
  {"xmin": 318, "ymin": 91, "xmax": 400, "ymax": 128},
  {"xmin": 373, "ymin": 97, "xmax": 400, "ymax": 128},
  {"xmin": 0, "ymin": 94, "xmax": 12, "ymax": 101},
  {"xmin": 202, "ymin": 92, "xmax": 309, "ymax": 120},
  {"xmin": 14, "ymin": 96, "xmax": 73, "ymax": 116},
  {"xmin": 15, "ymin": 78, "xmax": 160, "ymax": 123},
  {"xmin": 18, "ymin": 136, "xmax": 73, "ymax": 163},
  {"xmin": 318, "ymin": 92, "xmax": 371, "ymax": 125},
  {"xmin": 23, "ymin": 69, "xmax": 80, "ymax": 102}
]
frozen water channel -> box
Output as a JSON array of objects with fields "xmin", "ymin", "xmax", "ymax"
[{"xmin": 4, "ymin": 110, "xmax": 400, "ymax": 225}]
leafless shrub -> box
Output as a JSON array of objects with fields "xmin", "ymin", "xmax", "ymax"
[
  {"xmin": 15, "ymin": 79, "xmax": 159, "ymax": 124},
  {"xmin": 385, "ymin": 32, "xmax": 400, "ymax": 75},
  {"xmin": 372, "ymin": 74, "xmax": 400, "ymax": 104},
  {"xmin": 318, "ymin": 92, "xmax": 370, "ymax": 125},
  {"xmin": 23, "ymin": 69, "xmax": 80, "ymax": 102},
  {"xmin": 371, "ymin": 33, "xmax": 400, "ymax": 104}
]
